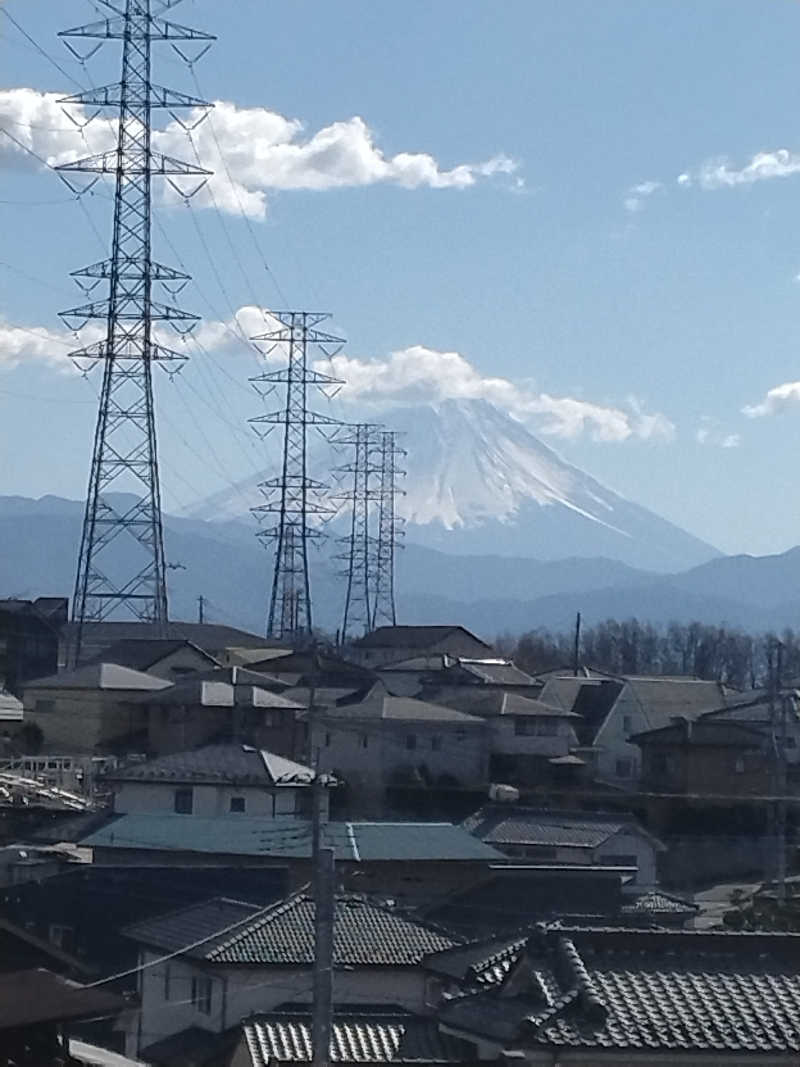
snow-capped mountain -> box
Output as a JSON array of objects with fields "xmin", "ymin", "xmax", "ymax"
[{"xmin": 184, "ymin": 398, "xmax": 719, "ymax": 573}]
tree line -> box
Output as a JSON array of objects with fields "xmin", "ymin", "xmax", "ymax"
[{"xmin": 497, "ymin": 619, "xmax": 800, "ymax": 690}]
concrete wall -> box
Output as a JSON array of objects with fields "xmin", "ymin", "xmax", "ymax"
[
  {"xmin": 22, "ymin": 689, "xmax": 147, "ymax": 753},
  {"xmin": 111, "ymin": 781, "xmax": 306, "ymax": 817},
  {"xmin": 490, "ymin": 716, "xmax": 576, "ymax": 758},
  {"xmin": 312, "ymin": 718, "xmax": 489, "ymax": 793},
  {"xmin": 128, "ymin": 950, "xmax": 430, "ymax": 1058}
]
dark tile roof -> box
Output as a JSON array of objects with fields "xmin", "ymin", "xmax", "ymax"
[
  {"xmin": 63, "ymin": 620, "xmax": 281, "ymax": 654},
  {"xmin": 424, "ymin": 936, "xmax": 525, "ymax": 987},
  {"xmin": 456, "ymin": 659, "xmax": 538, "ymax": 687},
  {"xmin": 124, "ymin": 897, "xmax": 264, "ymax": 955},
  {"xmin": 631, "ymin": 718, "xmax": 767, "ymax": 747},
  {"xmin": 241, "ymin": 1008, "xmax": 467, "ymax": 1064},
  {"xmin": 134, "ymin": 676, "xmax": 303, "ymax": 708},
  {"xmin": 87, "ymin": 638, "xmax": 218, "ymax": 671},
  {"xmin": 0, "ymin": 969, "xmax": 122, "ymax": 1030},
  {"xmin": 621, "ymin": 890, "xmax": 699, "ymax": 918},
  {"xmin": 25, "ymin": 661, "xmax": 173, "ymax": 691},
  {"xmin": 439, "ymin": 925, "xmax": 800, "ymax": 1056},
  {"xmin": 462, "ymin": 805, "xmax": 663, "ymax": 851},
  {"xmin": 129, "ymin": 890, "xmax": 460, "ymax": 966},
  {"xmin": 141, "ymin": 1025, "xmax": 240, "ymax": 1066},
  {"xmin": 81, "ymin": 815, "xmax": 504, "ymax": 862},
  {"xmin": 353, "ymin": 626, "xmax": 491, "ymax": 651},
  {"xmin": 106, "ymin": 744, "xmax": 315, "ymax": 787}
]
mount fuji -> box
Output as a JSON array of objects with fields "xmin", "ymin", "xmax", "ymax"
[{"xmin": 186, "ymin": 397, "xmax": 718, "ymax": 574}]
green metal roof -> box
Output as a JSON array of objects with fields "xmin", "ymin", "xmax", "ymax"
[{"xmin": 81, "ymin": 815, "xmax": 504, "ymax": 862}]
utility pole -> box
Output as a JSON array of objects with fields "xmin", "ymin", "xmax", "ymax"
[
  {"xmin": 767, "ymin": 640, "xmax": 787, "ymax": 902},
  {"xmin": 56, "ymin": 0, "xmax": 214, "ymax": 665},
  {"xmin": 197, "ymin": 595, "xmax": 205, "ymax": 625},
  {"xmin": 573, "ymin": 612, "xmax": 582, "ymax": 677},
  {"xmin": 369, "ymin": 430, "xmax": 405, "ymax": 630},
  {"xmin": 308, "ymin": 644, "xmax": 334, "ymax": 1067},
  {"xmin": 249, "ymin": 313, "xmax": 343, "ymax": 642}
]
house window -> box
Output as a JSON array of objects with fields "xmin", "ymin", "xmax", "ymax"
[
  {"xmin": 536, "ymin": 719, "xmax": 558, "ymax": 737},
  {"xmin": 406, "ymin": 734, "xmax": 417, "ymax": 751},
  {"xmin": 622, "ymin": 716, "xmax": 633, "ymax": 733},
  {"xmin": 229, "ymin": 796, "xmax": 246, "ymax": 813},
  {"xmin": 514, "ymin": 719, "xmax": 531, "ymax": 736},
  {"xmin": 174, "ymin": 788, "xmax": 194, "ymax": 814},
  {"xmin": 191, "ymin": 976, "xmax": 212, "ymax": 1015},
  {"xmin": 615, "ymin": 758, "xmax": 633, "ymax": 778},
  {"xmin": 35, "ymin": 700, "xmax": 55, "ymax": 714},
  {"xmin": 431, "ymin": 736, "xmax": 442, "ymax": 752}
]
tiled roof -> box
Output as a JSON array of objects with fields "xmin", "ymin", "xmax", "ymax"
[
  {"xmin": 424, "ymin": 936, "xmax": 525, "ymax": 987},
  {"xmin": 128, "ymin": 891, "xmax": 459, "ymax": 966},
  {"xmin": 457, "ymin": 659, "xmax": 538, "ymax": 687},
  {"xmin": 462, "ymin": 806, "xmax": 662, "ymax": 851},
  {"xmin": 241, "ymin": 1008, "xmax": 467, "ymax": 1064},
  {"xmin": 621, "ymin": 890, "xmax": 699, "ymax": 917},
  {"xmin": 106, "ymin": 744, "xmax": 314, "ymax": 786},
  {"xmin": 124, "ymin": 897, "xmax": 263, "ymax": 955},
  {"xmin": 0, "ymin": 689, "xmax": 23, "ymax": 720},
  {"xmin": 63, "ymin": 620, "xmax": 283, "ymax": 657},
  {"xmin": 87, "ymin": 638, "xmax": 218, "ymax": 671},
  {"xmin": 133, "ymin": 676, "xmax": 303, "ymax": 708},
  {"xmin": 631, "ymin": 719, "xmax": 767, "ymax": 747},
  {"xmin": 327, "ymin": 687, "xmax": 485, "ymax": 724},
  {"xmin": 81, "ymin": 815, "xmax": 504, "ymax": 862},
  {"xmin": 623, "ymin": 677, "xmax": 741, "ymax": 732},
  {"xmin": 25, "ymin": 662, "xmax": 173, "ymax": 691},
  {"xmin": 353, "ymin": 626, "xmax": 490, "ymax": 651},
  {"xmin": 440, "ymin": 925, "xmax": 800, "ymax": 1056},
  {"xmin": 0, "ymin": 969, "xmax": 123, "ymax": 1029}
]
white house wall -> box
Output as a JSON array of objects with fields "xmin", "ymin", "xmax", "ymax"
[{"xmin": 112, "ymin": 781, "xmax": 303, "ymax": 817}]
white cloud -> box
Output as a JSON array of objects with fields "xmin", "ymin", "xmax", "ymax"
[
  {"xmin": 319, "ymin": 343, "xmax": 674, "ymax": 443},
  {"xmin": 2, "ymin": 302, "xmax": 672, "ymax": 444},
  {"xmin": 695, "ymin": 415, "xmax": 741, "ymax": 448},
  {"xmin": 623, "ymin": 179, "xmax": 662, "ymax": 213},
  {"xmin": 0, "ymin": 89, "xmax": 519, "ymax": 220},
  {"xmin": 743, "ymin": 381, "xmax": 800, "ymax": 418},
  {"xmin": 678, "ymin": 148, "xmax": 800, "ymax": 192}
]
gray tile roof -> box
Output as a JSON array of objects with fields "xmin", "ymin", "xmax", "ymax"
[
  {"xmin": 457, "ymin": 659, "xmax": 538, "ymax": 687},
  {"xmin": 0, "ymin": 689, "xmax": 23, "ymax": 720},
  {"xmin": 353, "ymin": 626, "xmax": 490, "ymax": 651},
  {"xmin": 124, "ymin": 897, "xmax": 263, "ymax": 955},
  {"xmin": 86, "ymin": 638, "xmax": 218, "ymax": 671},
  {"xmin": 106, "ymin": 744, "xmax": 315, "ymax": 787},
  {"xmin": 136, "ymin": 676, "xmax": 303, "ymax": 708},
  {"xmin": 63, "ymin": 620, "xmax": 281, "ymax": 652},
  {"xmin": 328, "ymin": 688, "xmax": 485, "ymax": 724},
  {"xmin": 621, "ymin": 890, "xmax": 699, "ymax": 918},
  {"xmin": 128, "ymin": 890, "xmax": 460, "ymax": 966},
  {"xmin": 631, "ymin": 719, "xmax": 767, "ymax": 747},
  {"xmin": 25, "ymin": 662, "xmax": 173, "ymax": 692},
  {"xmin": 463, "ymin": 806, "xmax": 663, "ymax": 851},
  {"xmin": 81, "ymin": 815, "xmax": 505, "ymax": 862},
  {"xmin": 241, "ymin": 1009, "xmax": 467, "ymax": 1064},
  {"xmin": 440, "ymin": 925, "xmax": 800, "ymax": 1056}
]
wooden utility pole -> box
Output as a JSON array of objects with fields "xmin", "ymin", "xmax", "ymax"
[
  {"xmin": 573, "ymin": 612, "xmax": 582, "ymax": 677},
  {"xmin": 197, "ymin": 595, "xmax": 205, "ymax": 624}
]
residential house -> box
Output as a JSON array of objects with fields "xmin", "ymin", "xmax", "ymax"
[
  {"xmin": 60, "ymin": 620, "xmax": 285, "ymax": 668},
  {"xmin": 309, "ymin": 683, "xmax": 490, "ymax": 812},
  {"xmin": 0, "ymin": 688, "xmax": 23, "ymax": 725},
  {"xmin": 105, "ymin": 743, "xmax": 321, "ymax": 819},
  {"xmin": 80, "ymin": 817, "xmax": 504, "ymax": 904},
  {"xmin": 632, "ymin": 718, "xmax": 770, "ymax": 798},
  {"xmin": 230, "ymin": 1009, "xmax": 468, "ymax": 1067},
  {"xmin": 121, "ymin": 891, "xmax": 462, "ymax": 1062},
  {"xmin": 87, "ymin": 637, "xmax": 220, "ymax": 680},
  {"xmin": 565, "ymin": 676, "xmax": 741, "ymax": 787},
  {"xmin": 463, "ymin": 805, "xmax": 664, "ymax": 887},
  {"xmin": 348, "ymin": 626, "xmax": 493, "ymax": 670},
  {"xmin": 0, "ymin": 597, "xmax": 66, "ymax": 696},
  {"xmin": 21, "ymin": 662, "xmax": 172, "ymax": 753},
  {"xmin": 427, "ymin": 690, "xmax": 580, "ymax": 785},
  {"xmin": 701, "ymin": 689, "xmax": 800, "ymax": 766},
  {"xmin": 379, "ymin": 655, "xmax": 540, "ymax": 698},
  {"xmin": 438, "ymin": 924, "xmax": 800, "ymax": 1064},
  {"xmin": 245, "ymin": 650, "xmax": 376, "ymax": 689},
  {"xmin": 138, "ymin": 672, "xmax": 304, "ymax": 757}
]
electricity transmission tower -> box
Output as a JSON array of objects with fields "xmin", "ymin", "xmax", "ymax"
[
  {"xmin": 249, "ymin": 313, "xmax": 343, "ymax": 641},
  {"xmin": 56, "ymin": 0, "xmax": 214, "ymax": 662},
  {"xmin": 370, "ymin": 430, "xmax": 405, "ymax": 628},
  {"xmin": 333, "ymin": 423, "xmax": 382, "ymax": 643}
]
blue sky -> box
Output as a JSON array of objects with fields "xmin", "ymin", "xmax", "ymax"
[{"xmin": 3, "ymin": 0, "xmax": 800, "ymax": 556}]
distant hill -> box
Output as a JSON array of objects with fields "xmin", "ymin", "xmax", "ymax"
[{"xmin": 1, "ymin": 493, "xmax": 798, "ymax": 638}]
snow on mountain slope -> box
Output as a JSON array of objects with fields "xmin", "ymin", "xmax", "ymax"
[{"xmin": 183, "ymin": 397, "xmax": 719, "ymax": 572}]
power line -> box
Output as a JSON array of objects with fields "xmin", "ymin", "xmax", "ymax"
[{"xmin": 0, "ymin": 8, "xmax": 88, "ymax": 91}]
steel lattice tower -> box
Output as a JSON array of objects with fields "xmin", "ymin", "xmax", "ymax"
[
  {"xmin": 370, "ymin": 430, "xmax": 405, "ymax": 628},
  {"xmin": 333, "ymin": 423, "xmax": 382, "ymax": 643},
  {"xmin": 56, "ymin": 0, "xmax": 214, "ymax": 662},
  {"xmin": 249, "ymin": 313, "xmax": 344, "ymax": 641}
]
